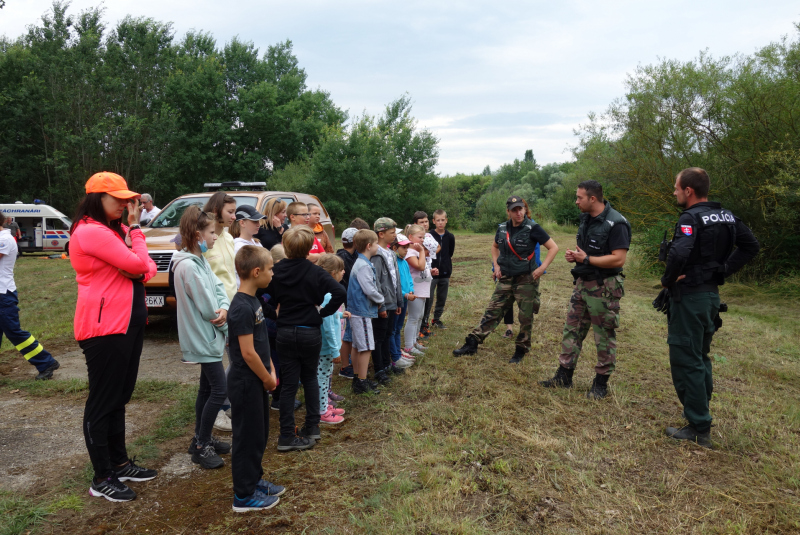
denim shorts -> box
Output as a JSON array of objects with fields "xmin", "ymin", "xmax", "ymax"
[{"xmin": 342, "ymin": 316, "xmax": 353, "ymax": 343}]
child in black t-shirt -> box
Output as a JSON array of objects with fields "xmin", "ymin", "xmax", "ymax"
[{"xmin": 228, "ymin": 245, "xmax": 284, "ymax": 513}]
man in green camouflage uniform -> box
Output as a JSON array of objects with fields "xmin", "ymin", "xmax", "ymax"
[
  {"xmin": 540, "ymin": 180, "xmax": 631, "ymax": 399},
  {"xmin": 453, "ymin": 196, "xmax": 559, "ymax": 363}
]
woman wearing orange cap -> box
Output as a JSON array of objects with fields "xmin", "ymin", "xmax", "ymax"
[{"xmin": 69, "ymin": 172, "xmax": 158, "ymax": 502}]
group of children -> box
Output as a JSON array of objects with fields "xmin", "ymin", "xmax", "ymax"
[{"xmin": 170, "ymin": 193, "xmax": 456, "ymax": 512}]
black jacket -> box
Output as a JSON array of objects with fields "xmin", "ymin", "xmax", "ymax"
[
  {"xmin": 662, "ymin": 201, "xmax": 760, "ymax": 291},
  {"xmin": 265, "ymin": 258, "xmax": 346, "ymax": 328},
  {"xmin": 431, "ymin": 230, "xmax": 455, "ymax": 279},
  {"xmin": 255, "ymin": 224, "xmax": 288, "ymax": 250}
]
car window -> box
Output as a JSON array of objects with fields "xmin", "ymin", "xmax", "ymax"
[{"xmin": 149, "ymin": 195, "xmax": 258, "ymax": 228}]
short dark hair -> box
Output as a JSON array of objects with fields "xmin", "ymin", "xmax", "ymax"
[
  {"xmin": 0, "ymin": 210, "xmax": 4, "ymax": 222},
  {"xmin": 577, "ymin": 180, "xmax": 604, "ymax": 202},
  {"xmin": 677, "ymin": 167, "xmax": 710, "ymax": 198},
  {"xmin": 412, "ymin": 211, "xmax": 428, "ymax": 224},
  {"xmin": 349, "ymin": 218, "xmax": 370, "ymax": 230},
  {"xmin": 236, "ymin": 245, "xmax": 273, "ymax": 280}
]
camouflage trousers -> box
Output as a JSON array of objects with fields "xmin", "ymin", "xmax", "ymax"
[
  {"xmin": 558, "ymin": 275, "xmax": 625, "ymax": 375},
  {"xmin": 469, "ymin": 273, "xmax": 540, "ymax": 351}
]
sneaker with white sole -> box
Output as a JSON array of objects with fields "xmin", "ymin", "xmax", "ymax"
[
  {"xmin": 115, "ymin": 458, "xmax": 157, "ymax": 482},
  {"xmin": 256, "ymin": 479, "xmax": 286, "ymax": 496},
  {"xmin": 414, "ymin": 342, "xmax": 427, "ymax": 352},
  {"xmin": 89, "ymin": 474, "xmax": 136, "ymax": 502},
  {"xmin": 232, "ymin": 490, "xmax": 280, "ymax": 512},
  {"xmin": 327, "ymin": 404, "xmax": 345, "ymax": 416},
  {"xmin": 319, "ymin": 409, "xmax": 345, "ymax": 425},
  {"xmin": 394, "ymin": 356, "xmax": 414, "ymax": 369},
  {"xmin": 213, "ymin": 410, "xmax": 232, "ymax": 432},
  {"xmin": 405, "ymin": 347, "xmax": 423, "ymax": 357}
]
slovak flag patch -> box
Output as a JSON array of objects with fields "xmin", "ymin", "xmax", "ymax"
[{"xmin": 680, "ymin": 225, "xmax": 693, "ymax": 236}]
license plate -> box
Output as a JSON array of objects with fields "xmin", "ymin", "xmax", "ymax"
[{"xmin": 146, "ymin": 296, "xmax": 165, "ymax": 307}]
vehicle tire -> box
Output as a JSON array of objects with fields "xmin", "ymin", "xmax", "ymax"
[{"xmin": 65, "ymin": 241, "xmax": 69, "ymax": 256}]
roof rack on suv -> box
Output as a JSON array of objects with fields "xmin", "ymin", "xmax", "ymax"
[{"xmin": 203, "ymin": 181, "xmax": 266, "ymax": 192}]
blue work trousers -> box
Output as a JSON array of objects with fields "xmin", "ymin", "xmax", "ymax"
[{"xmin": 0, "ymin": 290, "xmax": 57, "ymax": 372}]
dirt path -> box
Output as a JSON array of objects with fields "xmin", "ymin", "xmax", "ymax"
[{"xmin": 0, "ymin": 323, "xmax": 225, "ymax": 494}]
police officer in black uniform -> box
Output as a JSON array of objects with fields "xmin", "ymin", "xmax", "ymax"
[{"xmin": 661, "ymin": 168, "xmax": 759, "ymax": 447}]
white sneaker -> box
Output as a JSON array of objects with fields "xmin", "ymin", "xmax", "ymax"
[
  {"xmin": 394, "ymin": 356, "xmax": 414, "ymax": 369},
  {"xmin": 213, "ymin": 410, "xmax": 232, "ymax": 432},
  {"xmin": 406, "ymin": 347, "xmax": 423, "ymax": 357},
  {"xmin": 414, "ymin": 342, "xmax": 427, "ymax": 352}
]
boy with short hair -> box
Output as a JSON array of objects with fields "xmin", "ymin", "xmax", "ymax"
[
  {"xmin": 347, "ymin": 229, "xmax": 384, "ymax": 394},
  {"xmin": 370, "ymin": 218, "xmax": 404, "ymax": 384},
  {"xmin": 286, "ymin": 202, "xmax": 325, "ymax": 263},
  {"xmin": 413, "ymin": 211, "xmax": 440, "ymax": 339},
  {"xmin": 430, "ymin": 210, "xmax": 455, "ymax": 329},
  {"xmin": 265, "ymin": 226, "xmax": 346, "ymax": 450},
  {"xmin": 228, "ymin": 245, "xmax": 284, "ymax": 512}
]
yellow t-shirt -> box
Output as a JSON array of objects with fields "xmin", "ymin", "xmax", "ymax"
[{"xmin": 203, "ymin": 228, "xmax": 237, "ymax": 301}]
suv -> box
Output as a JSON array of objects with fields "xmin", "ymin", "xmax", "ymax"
[{"xmin": 143, "ymin": 182, "xmax": 334, "ymax": 312}]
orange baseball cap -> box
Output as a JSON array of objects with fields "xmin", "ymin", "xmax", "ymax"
[{"xmin": 85, "ymin": 172, "xmax": 140, "ymax": 199}]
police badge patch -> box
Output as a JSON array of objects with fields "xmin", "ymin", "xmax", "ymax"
[{"xmin": 680, "ymin": 225, "xmax": 693, "ymax": 236}]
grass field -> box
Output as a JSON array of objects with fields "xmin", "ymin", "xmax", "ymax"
[{"xmin": 1, "ymin": 227, "xmax": 799, "ymax": 534}]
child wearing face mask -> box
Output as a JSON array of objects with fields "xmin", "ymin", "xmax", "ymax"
[{"xmin": 172, "ymin": 206, "xmax": 231, "ymax": 470}]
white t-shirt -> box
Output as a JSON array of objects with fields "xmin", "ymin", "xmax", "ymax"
[
  {"xmin": 0, "ymin": 229, "xmax": 18, "ymax": 293},
  {"xmin": 233, "ymin": 237, "xmax": 261, "ymax": 288},
  {"xmin": 140, "ymin": 206, "xmax": 161, "ymax": 224}
]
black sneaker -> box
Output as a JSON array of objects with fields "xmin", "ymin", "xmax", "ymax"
[
  {"xmin": 192, "ymin": 444, "xmax": 225, "ymax": 469},
  {"xmin": 374, "ymin": 369, "xmax": 393, "ymax": 386},
  {"xmin": 298, "ymin": 425, "xmax": 321, "ymax": 440},
  {"xmin": 89, "ymin": 474, "xmax": 136, "ymax": 502},
  {"xmin": 339, "ymin": 365, "xmax": 355, "ymax": 379},
  {"xmin": 115, "ymin": 458, "xmax": 157, "ymax": 482},
  {"xmin": 187, "ymin": 436, "xmax": 231, "ymax": 455},
  {"xmin": 35, "ymin": 360, "xmax": 60, "ymax": 381},
  {"xmin": 277, "ymin": 435, "xmax": 315, "ymax": 452},
  {"xmin": 431, "ymin": 319, "xmax": 447, "ymax": 329}
]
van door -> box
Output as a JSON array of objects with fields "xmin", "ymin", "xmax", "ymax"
[{"xmin": 43, "ymin": 217, "xmax": 71, "ymax": 251}]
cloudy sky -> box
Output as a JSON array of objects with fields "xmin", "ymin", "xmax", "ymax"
[{"xmin": 2, "ymin": 1, "xmax": 798, "ymax": 176}]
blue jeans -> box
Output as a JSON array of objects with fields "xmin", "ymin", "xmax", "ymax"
[
  {"xmin": 0, "ymin": 290, "xmax": 57, "ymax": 372},
  {"xmin": 389, "ymin": 299, "xmax": 408, "ymax": 362}
]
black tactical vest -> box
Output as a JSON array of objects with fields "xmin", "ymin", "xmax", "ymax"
[
  {"xmin": 572, "ymin": 201, "xmax": 631, "ymax": 280},
  {"xmin": 678, "ymin": 202, "xmax": 736, "ymax": 286},
  {"xmin": 496, "ymin": 217, "xmax": 540, "ymax": 277}
]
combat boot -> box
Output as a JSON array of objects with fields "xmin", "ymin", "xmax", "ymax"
[
  {"xmin": 508, "ymin": 346, "xmax": 527, "ymax": 364},
  {"xmin": 586, "ymin": 374, "xmax": 610, "ymax": 400},
  {"xmin": 665, "ymin": 425, "xmax": 711, "ymax": 448},
  {"xmin": 539, "ymin": 366, "xmax": 574, "ymax": 388},
  {"xmin": 453, "ymin": 336, "xmax": 478, "ymax": 357}
]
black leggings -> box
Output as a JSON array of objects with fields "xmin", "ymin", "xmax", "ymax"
[
  {"xmin": 80, "ymin": 325, "xmax": 144, "ymax": 480},
  {"xmin": 195, "ymin": 361, "xmax": 227, "ymax": 446}
]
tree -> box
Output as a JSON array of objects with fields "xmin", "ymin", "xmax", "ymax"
[{"xmin": 310, "ymin": 95, "xmax": 439, "ymax": 226}]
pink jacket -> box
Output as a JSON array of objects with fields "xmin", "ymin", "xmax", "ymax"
[{"xmin": 70, "ymin": 218, "xmax": 157, "ymax": 341}]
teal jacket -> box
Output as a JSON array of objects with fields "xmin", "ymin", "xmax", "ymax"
[
  {"xmin": 172, "ymin": 250, "xmax": 230, "ymax": 363},
  {"xmin": 396, "ymin": 255, "xmax": 414, "ymax": 298},
  {"xmin": 320, "ymin": 293, "xmax": 343, "ymax": 356}
]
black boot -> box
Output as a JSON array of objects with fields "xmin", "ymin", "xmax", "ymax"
[
  {"xmin": 352, "ymin": 377, "xmax": 370, "ymax": 395},
  {"xmin": 453, "ymin": 336, "xmax": 478, "ymax": 357},
  {"xmin": 508, "ymin": 346, "xmax": 527, "ymax": 364},
  {"xmin": 665, "ymin": 425, "xmax": 711, "ymax": 448},
  {"xmin": 539, "ymin": 366, "xmax": 574, "ymax": 388},
  {"xmin": 374, "ymin": 369, "xmax": 393, "ymax": 386},
  {"xmin": 586, "ymin": 374, "xmax": 610, "ymax": 399}
]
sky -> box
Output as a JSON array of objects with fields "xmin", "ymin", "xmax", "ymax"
[{"xmin": 2, "ymin": 1, "xmax": 798, "ymax": 176}]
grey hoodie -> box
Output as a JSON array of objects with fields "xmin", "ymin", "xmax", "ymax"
[{"xmin": 172, "ymin": 250, "xmax": 230, "ymax": 363}]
